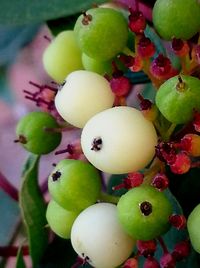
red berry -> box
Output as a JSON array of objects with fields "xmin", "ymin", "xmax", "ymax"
[
  {"xmin": 169, "ymin": 214, "xmax": 186, "ymax": 230},
  {"xmin": 172, "ymin": 240, "xmax": 190, "ymax": 261},
  {"xmin": 123, "ymin": 258, "xmax": 138, "ymax": 268},
  {"xmin": 150, "ymin": 54, "xmax": 173, "ymax": 80},
  {"xmin": 144, "ymin": 257, "xmax": 160, "ymax": 268},
  {"xmin": 137, "ymin": 239, "xmax": 157, "ymax": 257},
  {"xmin": 193, "ymin": 111, "xmax": 200, "ymax": 132},
  {"xmin": 172, "ymin": 38, "xmax": 189, "ymax": 57},
  {"xmin": 129, "ymin": 56, "xmax": 143, "ymax": 72},
  {"xmin": 180, "ymin": 134, "xmax": 200, "ymax": 157},
  {"xmin": 170, "ymin": 152, "xmax": 191, "ymax": 174},
  {"xmin": 151, "ymin": 173, "xmax": 169, "ymax": 191},
  {"xmin": 110, "ymin": 75, "xmax": 131, "ymax": 96},
  {"xmin": 138, "ymin": 36, "xmax": 155, "ymax": 58},
  {"xmin": 160, "ymin": 253, "xmax": 176, "ymax": 268},
  {"xmin": 128, "ymin": 9, "xmax": 146, "ymax": 34}
]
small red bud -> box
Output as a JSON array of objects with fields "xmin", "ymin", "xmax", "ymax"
[
  {"xmin": 160, "ymin": 253, "xmax": 176, "ymax": 268},
  {"xmin": 138, "ymin": 36, "xmax": 155, "ymax": 58},
  {"xmin": 151, "ymin": 173, "xmax": 169, "ymax": 191},
  {"xmin": 150, "ymin": 54, "xmax": 174, "ymax": 80},
  {"xmin": 123, "ymin": 257, "xmax": 138, "ymax": 268},
  {"xmin": 144, "ymin": 257, "xmax": 160, "ymax": 268},
  {"xmin": 169, "ymin": 214, "xmax": 186, "ymax": 230},
  {"xmin": 170, "ymin": 152, "xmax": 191, "ymax": 174},
  {"xmin": 172, "ymin": 38, "xmax": 189, "ymax": 57},
  {"xmin": 128, "ymin": 9, "xmax": 146, "ymax": 34},
  {"xmin": 172, "ymin": 240, "xmax": 190, "ymax": 261},
  {"xmin": 110, "ymin": 76, "xmax": 131, "ymax": 97},
  {"xmin": 137, "ymin": 240, "xmax": 157, "ymax": 257},
  {"xmin": 193, "ymin": 111, "xmax": 200, "ymax": 132},
  {"xmin": 129, "ymin": 56, "xmax": 143, "ymax": 72},
  {"xmin": 180, "ymin": 134, "xmax": 200, "ymax": 157}
]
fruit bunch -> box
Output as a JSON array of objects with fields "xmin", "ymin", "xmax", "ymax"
[{"xmin": 14, "ymin": 0, "xmax": 200, "ymax": 267}]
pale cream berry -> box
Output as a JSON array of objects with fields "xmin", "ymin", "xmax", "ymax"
[
  {"xmin": 71, "ymin": 203, "xmax": 135, "ymax": 268},
  {"xmin": 81, "ymin": 106, "xmax": 157, "ymax": 174},
  {"xmin": 55, "ymin": 70, "xmax": 115, "ymax": 128}
]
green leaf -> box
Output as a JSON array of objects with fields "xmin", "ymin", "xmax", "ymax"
[
  {"xmin": 16, "ymin": 247, "xmax": 26, "ymax": 268},
  {"xmin": 0, "ymin": 0, "xmax": 106, "ymax": 26},
  {"xmin": 19, "ymin": 154, "xmax": 48, "ymax": 267}
]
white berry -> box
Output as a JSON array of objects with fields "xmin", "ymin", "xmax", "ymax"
[
  {"xmin": 71, "ymin": 203, "xmax": 135, "ymax": 268},
  {"xmin": 81, "ymin": 106, "xmax": 157, "ymax": 174},
  {"xmin": 55, "ymin": 70, "xmax": 115, "ymax": 128}
]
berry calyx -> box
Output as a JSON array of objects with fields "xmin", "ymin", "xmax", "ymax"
[
  {"xmin": 172, "ymin": 38, "xmax": 189, "ymax": 57},
  {"xmin": 180, "ymin": 134, "xmax": 200, "ymax": 157},
  {"xmin": 150, "ymin": 54, "xmax": 173, "ymax": 80}
]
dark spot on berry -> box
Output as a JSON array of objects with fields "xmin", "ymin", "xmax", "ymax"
[
  {"xmin": 91, "ymin": 137, "xmax": 103, "ymax": 151},
  {"xmin": 140, "ymin": 201, "xmax": 152, "ymax": 216},
  {"xmin": 82, "ymin": 12, "xmax": 93, "ymax": 25},
  {"xmin": 14, "ymin": 134, "xmax": 27, "ymax": 144},
  {"xmin": 52, "ymin": 170, "xmax": 61, "ymax": 181}
]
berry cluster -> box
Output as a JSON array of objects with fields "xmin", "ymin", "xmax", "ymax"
[{"xmin": 14, "ymin": 0, "xmax": 200, "ymax": 267}]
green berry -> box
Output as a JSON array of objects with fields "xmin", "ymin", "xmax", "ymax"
[
  {"xmin": 74, "ymin": 8, "xmax": 128, "ymax": 61},
  {"xmin": 48, "ymin": 159, "xmax": 101, "ymax": 212},
  {"xmin": 71, "ymin": 203, "xmax": 135, "ymax": 268},
  {"xmin": 43, "ymin": 31, "xmax": 83, "ymax": 83},
  {"xmin": 46, "ymin": 200, "xmax": 79, "ymax": 239},
  {"xmin": 156, "ymin": 75, "xmax": 200, "ymax": 124},
  {"xmin": 117, "ymin": 185, "xmax": 173, "ymax": 240},
  {"xmin": 153, "ymin": 0, "xmax": 200, "ymax": 40},
  {"xmin": 15, "ymin": 111, "xmax": 61, "ymax": 155},
  {"xmin": 82, "ymin": 53, "xmax": 112, "ymax": 75},
  {"xmin": 187, "ymin": 204, "xmax": 200, "ymax": 253}
]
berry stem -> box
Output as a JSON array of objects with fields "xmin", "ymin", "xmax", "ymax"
[
  {"xmin": 99, "ymin": 191, "xmax": 120, "ymax": 204},
  {"xmin": 122, "ymin": 46, "xmax": 135, "ymax": 57},
  {"xmin": 157, "ymin": 237, "xmax": 169, "ymax": 254},
  {"xmin": 0, "ymin": 171, "xmax": 18, "ymax": 201},
  {"xmin": 0, "ymin": 245, "xmax": 29, "ymax": 257}
]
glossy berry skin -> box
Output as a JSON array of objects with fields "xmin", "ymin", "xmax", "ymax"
[
  {"xmin": 156, "ymin": 75, "xmax": 200, "ymax": 124},
  {"xmin": 117, "ymin": 185, "xmax": 173, "ymax": 241},
  {"xmin": 81, "ymin": 106, "xmax": 157, "ymax": 174},
  {"xmin": 187, "ymin": 204, "xmax": 200, "ymax": 253},
  {"xmin": 16, "ymin": 111, "xmax": 61, "ymax": 155},
  {"xmin": 46, "ymin": 200, "xmax": 79, "ymax": 239},
  {"xmin": 153, "ymin": 0, "xmax": 200, "ymax": 40},
  {"xmin": 55, "ymin": 70, "xmax": 115, "ymax": 128},
  {"xmin": 48, "ymin": 159, "xmax": 101, "ymax": 212},
  {"xmin": 71, "ymin": 203, "xmax": 135, "ymax": 268},
  {"xmin": 43, "ymin": 31, "xmax": 83, "ymax": 83},
  {"xmin": 81, "ymin": 53, "xmax": 112, "ymax": 75},
  {"xmin": 74, "ymin": 8, "xmax": 128, "ymax": 61}
]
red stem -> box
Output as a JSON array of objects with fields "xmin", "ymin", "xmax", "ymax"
[
  {"xmin": 0, "ymin": 172, "xmax": 18, "ymax": 201},
  {"xmin": 0, "ymin": 245, "xmax": 29, "ymax": 257},
  {"xmin": 158, "ymin": 237, "xmax": 169, "ymax": 254}
]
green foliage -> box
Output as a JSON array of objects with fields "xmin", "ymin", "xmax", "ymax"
[
  {"xmin": 19, "ymin": 154, "xmax": 48, "ymax": 266},
  {"xmin": 0, "ymin": 0, "xmax": 106, "ymax": 26}
]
